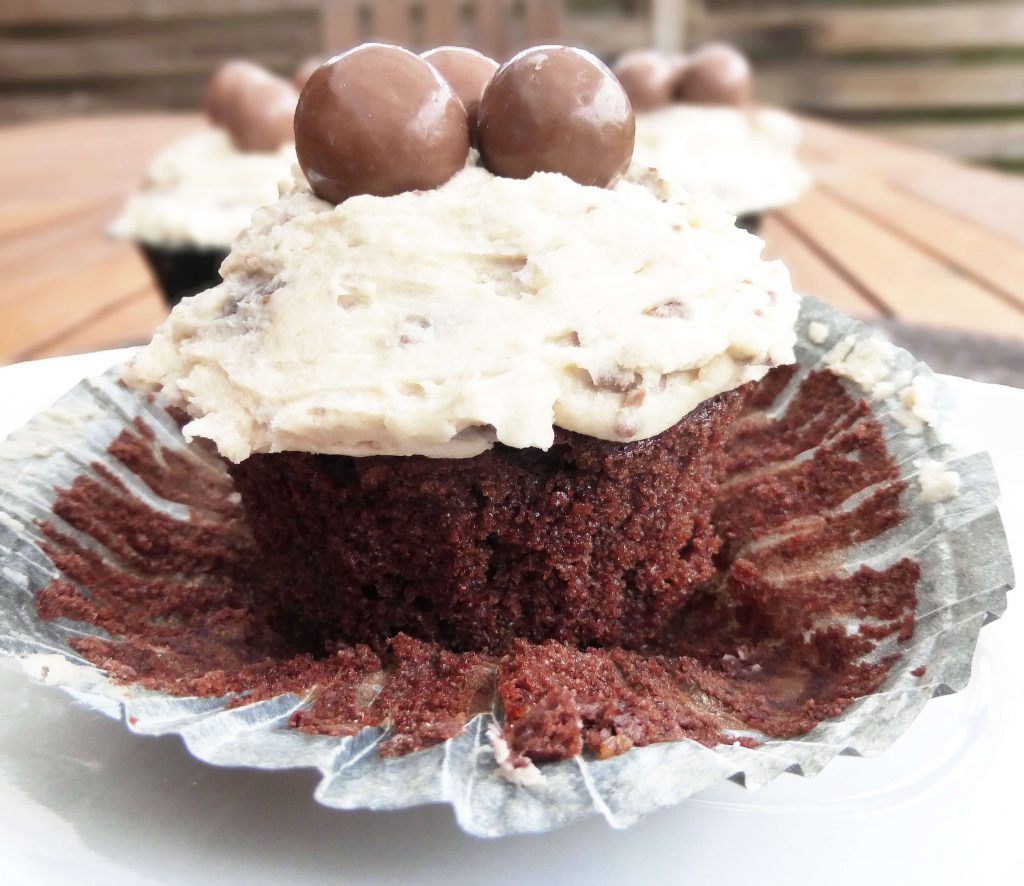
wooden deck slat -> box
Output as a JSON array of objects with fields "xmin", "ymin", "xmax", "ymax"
[
  {"xmin": 758, "ymin": 62, "xmax": 1024, "ymax": 113},
  {"xmin": 0, "ymin": 198, "xmax": 102, "ymax": 241},
  {"xmin": 0, "ymin": 0, "xmax": 323, "ymax": 25},
  {"xmin": 369, "ymin": 0, "xmax": 410, "ymax": 44},
  {"xmin": 797, "ymin": 117, "xmax": 1024, "ymax": 248},
  {"xmin": 800, "ymin": 115, "xmax": 994, "ymax": 175},
  {"xmin": 524, "ymin": 0, "xmax": 563, "ymax": 44},
  {"xmin": 895, "ymin": 167, "xmax": 1024, "ymax": 249},
  {"xmin": 21, "ymin": 289, "xmax": 166, "ymax": 362},
  {"xmin": 0, "ymin": 221, "xmax": 136, "ymax": 307},
  {"xmin": 424, "ymin": 0, "xmax": 462, "ymax": 49},
  {"xmin": 475, "ymin": 0, "xmax": 510, "ymax": 61},
  {"xmin": 0, "ymin": 200, "xmax": 119, "ymax": 276},
  {"xmin": 778, "ymin": 189, "xmax": 1024, "ymax": 338},
  {"xmin": 0, "ymin": 114, "xmax": 203, "ymax": 201},
  {"xmin": 861, "ymin": 120, "xmax": 1024, "ymax": 165},
  {"xmin": 759, "ymin": 213, "xmax": 883, "ymax": 320},
  {"xmin": 0, "ymin": 19, "xmax": 318, "ymax": 85},
  {"xmin": 815, "ymin": 174, "xmax": 1024, "ymax": 314},
  {"xmin": 0, "ymin": 249, "xmax": 151, "ymax": 358},
  {"xmin": 320, "ymin": 1, "xmax": 359, "ymax": 54},
  {"xmin": 699, "ymin": 3, "xmax": 1024, "ymax": 54}
]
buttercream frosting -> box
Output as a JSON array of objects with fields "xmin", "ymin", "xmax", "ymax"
[{"xmin": 126, "ymin": 163, "xmax": 800, "ymax": 461}]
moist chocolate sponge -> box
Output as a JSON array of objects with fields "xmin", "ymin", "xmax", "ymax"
[{"xmin": 229, "ymin": 390, "xmax": 744, "ymax": 654}]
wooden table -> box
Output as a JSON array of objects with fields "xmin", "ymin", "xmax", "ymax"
[{"xmin": 1, "ymin": 112, "xmax": 1023, "ymax": 368}]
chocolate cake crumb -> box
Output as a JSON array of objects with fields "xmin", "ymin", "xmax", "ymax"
[
  {"xmin": 35, "ymin": 367, "xmax": 919, "ymax": 763},
  {"xmin": 229, "ymin": 390, "xmax": 743, "ymax": 653}
]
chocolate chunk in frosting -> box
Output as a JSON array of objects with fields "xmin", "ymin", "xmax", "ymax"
[
  {"xmin": 477, "ymin": 46, "xmax": 635, "ymax": 189},
  {"xmin": 294, "ymin": 43, "xmax": 471, "ymax": 204}
]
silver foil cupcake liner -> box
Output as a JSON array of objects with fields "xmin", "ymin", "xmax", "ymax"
[{"xmin": 0, "ymin": 297, "xmax": 1013, "ymax": 836}]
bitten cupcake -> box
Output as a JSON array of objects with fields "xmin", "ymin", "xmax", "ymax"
[
  {"xmin": 614, "ymin": 44, "xmax": 810, "ymax": 231},
  {"xmin": 126, "ymin": 44, "xmax": 799, "ymax": 658},
  {"xmin": 110, "ymin": 60, "xmax": 300, "ymax": 307}
]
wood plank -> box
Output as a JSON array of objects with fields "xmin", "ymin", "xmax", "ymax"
[
  {"xmin": 0, "ymin": 17, "xmax": 317, "ymax": 83},
  {"xmin": 0, "ymin": 0, "xmax": 322, "ymax": 25},
  {"xmin": 797, "ymin": 116, "xmax": 1024, "ymax": 249},
  {"xmin": 0, "ymin": 77, "xmax": 210, "ymax": 123},
  {"xmin": 475, "ymin": 0, "xmax": 510, "ymax": 61},
  {"xmin": 698, "ymin": 4, "xmax": 1024, "ymax": 54},
  {"xmin": 562, "ymin": 12, "xmax": 649, "ymax": 60},
  {"xmin": 369, "ymin": 0, "xmax": 412, "ymax": 45},
  {"xmin": 524, "ymin": 0, "xmax": 564, "ymax": 45},
  {"xmin": 651, "ymin": 0, "xmax": 686, "ymax": 54},
  {"xmin": 860, "ymin": 120, "xmax": 1024, "ymax": 163},
  {"xmin": 19, "ymin": 289, "xmax": 166, "ymax": 364},
  {"xmin": 814, "ymin": 174, "xmax": 1024, "ymax": 313},
  {"xmin": 758, "ymin": 212, "xmax": 882, "ymax": 320},
  {"xmin": 0, "ymin": 231, "xmax": 141, "ymax": 312},
  {"xmin": 0, "ymin": 201, "xmax": 121, "ymax": 277},
  {"xmin": 778, "ymin": 189, "xmax": 1024, "ymax": 339},
  {"xmin": 0, "ymin": 248, "xmax": 153, "ymax": 360},
  {"xmin": 897, "ymin": 164, "xmax": 1024, "ymax": 249},
  {"xmin": 0, "ymin": 198, "xmax": 101, "ymax": 241},
  {"xmin": 423, "ymin": 0, "xmax": 462, "ymax": 49},
  {"xmin": 320, "ymin": 1, "xmax": 361, "ymax": 53},
  {"xmin": 757, "ymin": 62, "xmax": 1024, "ymax": 112},
  {"xmin": 0, "ymin": 115, "xmax": 203, "ymax": 202},
  {"xmin": 797, "ymin": 115, "xmax": 983, "ymax": 180}
]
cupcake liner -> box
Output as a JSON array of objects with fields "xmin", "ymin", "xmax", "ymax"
[
  {"xmin": 139, "ymin": 244, "xmax": 227, "ymax": 308},
  {"xmin": 0, "ymin": 297, "xmax": 1013, "ymax": 837}
]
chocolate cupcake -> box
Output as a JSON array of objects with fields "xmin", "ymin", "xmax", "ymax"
[
  {"xmin": 110, "ymin": 61, "xmax": 299, "ymax": 307},
  {"xmin": 615, "ymin": 45, "xmax": 809, "ymax": 230},
  {"xmin": 8, "ymin": 47, "xmax": 1011, "ymax": 832},
  {"xmin": 126, "ymin": 44, "xmax": 800, "ymax": 658}
]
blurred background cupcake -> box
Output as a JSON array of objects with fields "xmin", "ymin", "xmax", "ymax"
[
  {"xmin": 109, "ymin": 61, "xmax": 300, "ymax": 307},
  {"xmin": 615, "ymin": 43, "xmax": 809, "ymax": 232}
]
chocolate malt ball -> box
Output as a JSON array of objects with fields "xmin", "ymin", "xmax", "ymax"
[{"xmin": 477, "ymin": 46, "xmax": 635, "ymax": 188}]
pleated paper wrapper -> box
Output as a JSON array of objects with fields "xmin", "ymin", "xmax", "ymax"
[{"xmin": 0, "ymin": 298, "xmax": 1014, "ymax": 836}]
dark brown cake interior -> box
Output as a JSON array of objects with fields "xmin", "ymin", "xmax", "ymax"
[
  {"xmin": 229, "ymin": 391, "xmax": 742, "ymax": 655},
  {"xmin": 35, "ymin": 368, "xmax": 920, "ymax": 764}
]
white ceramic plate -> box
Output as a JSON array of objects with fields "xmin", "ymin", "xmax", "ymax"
[{"xmin": 0, "ymin": 350, "xmax": 1020, "ymax": 886}]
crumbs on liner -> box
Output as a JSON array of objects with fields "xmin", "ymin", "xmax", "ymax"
[
  {"xmin": 806, "ymin": 320, "xmax": 829, "ymax": 344},
  {"xmin": 895, "ymin": 376, "xmax": 939, "ymax": 435},
  {"xmin": 914, "ymin": 458, "xmax": 961, "ymax": 503},
  {"xmin": 487, "ymin": 723, "xmax": 545, "ymax": 788},
  {"xmin": 823, "ymin": 335, "xmax": 895, "ymax": 398},
  {"xmin": 825, "ymin": 336, "xmax": 941, "ymax": 437}
]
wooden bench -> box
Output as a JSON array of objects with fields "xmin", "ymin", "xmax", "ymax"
[
  {"xmin": 689, "ymin": 1, "xmax": 1024, "ymax": 166},
  {"xmin": 0, "ymin": 0, "xmax": 565, "ymax": 122}
]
